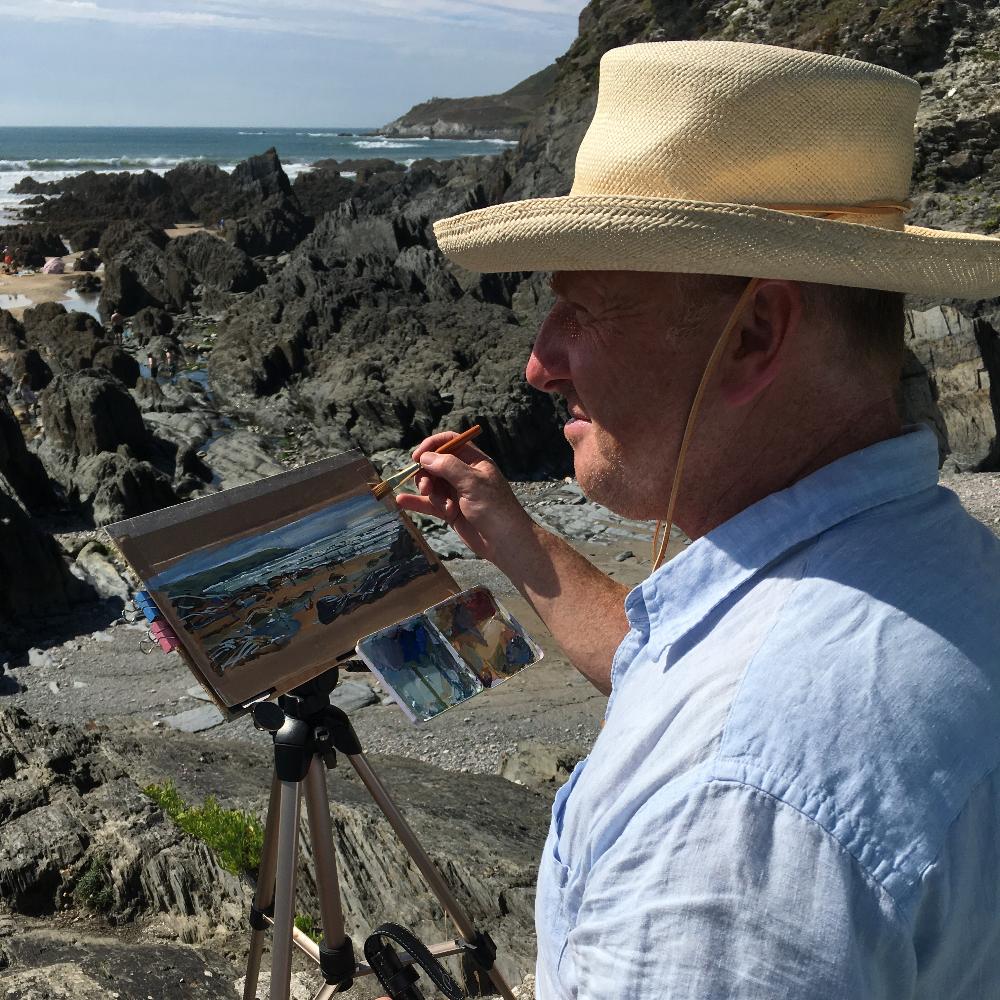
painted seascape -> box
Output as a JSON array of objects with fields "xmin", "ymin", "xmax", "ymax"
[{"xmin": 146, "ymin": 493, "xmax": 435, "ymax": 679}]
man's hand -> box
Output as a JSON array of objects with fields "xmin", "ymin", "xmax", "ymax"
[
  {"xmin": 395, "ymin": 431, "xmax": 534, "ymax": 566},
  {"xmin": 393, "ymin": 432, "xmax": 630, "ymax": 694}
]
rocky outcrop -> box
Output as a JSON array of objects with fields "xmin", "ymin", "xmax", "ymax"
[
  {"xmin": 208, "ymin": 156, "xmax": 564, "ymax": 478},
  {"xmin": 36, "ymin": 370, "xmax": 178, "ymax": 524},
  {"xmin": 168, "ymin": 230, "xmax": 265, "ymax": 293},
  {"xmin": 0, "ymin": 709, "xmax": 247, "ymax": 922},
  {"xmin": 0, "ymin": 492, "xmax": 82, "ymax": 626},
  {"xmin": 18, "ymin": 169, "xmax": 194, "ymax": 249},
  {"xmin": 291, "ymin": 162, "xmax": 356, "ymax": 221},
  {"xmin": 20, "ymin": 302, "xmax": 138, "ymax": 388},
  {"xmin": 0, "ymin": 403, "xmax": 56, "ymax": 512},
  {"xmin": 0, "ymin": 225, "xmax": 68, "ymax": 267},
  {"xmin": 99, "ymin": 230, "xmax": 191, "ymax": 317}
]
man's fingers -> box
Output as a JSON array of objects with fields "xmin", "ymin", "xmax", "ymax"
[
  {"xmin": 418, "ymin": 451, "xmax": 484, "ymax": 490},
  {"xmin": 395, "ymin": 493, "xmax": 448, "ymax": 519},
  {"xmin": 411, "ymin": 431, "xmax": 463, "ymax": 461}
]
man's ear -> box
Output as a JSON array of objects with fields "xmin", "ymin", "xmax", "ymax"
[{"xmin": 719, "ymin": 279, "xmax": 802, "ymax": 407}]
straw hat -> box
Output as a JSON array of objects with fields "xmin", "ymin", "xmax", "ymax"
[{"xmin": 434, "ymin": 41, "xmax": 1000, "ymax": 299}]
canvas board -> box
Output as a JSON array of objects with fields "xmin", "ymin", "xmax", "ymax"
[{"xmin": 106, "ymin": 450, "xmax": 458, "ymax": 713}]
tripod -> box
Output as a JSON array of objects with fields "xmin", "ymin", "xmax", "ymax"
[{"xmin": 242, "ymin": 670, "xmax": 517, "ymax": 1000}]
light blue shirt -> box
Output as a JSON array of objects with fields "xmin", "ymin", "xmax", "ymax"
[{"xmin": 535, "ymin": 426, "xmax": 1000, "ymax": 999}]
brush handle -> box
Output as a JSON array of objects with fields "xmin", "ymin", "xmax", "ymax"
[{"xmin": 383, "ymin": 425, "xmax": 483, "ymax": 493}]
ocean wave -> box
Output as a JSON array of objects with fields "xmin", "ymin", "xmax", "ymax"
[
  {"xmin": 352, "ymin": 139, "xmax": 429, "ymax": 149},
  {"xmin": 298, "ymin": 132, "xmax": 340, "ymax": 138},
  {"xmin": 0, "ymin": 155, "xmax": 210, "ymax": 172},
  {"xmin": 237, "ymin": 130, "xmax": 267, "ymax": 135}
]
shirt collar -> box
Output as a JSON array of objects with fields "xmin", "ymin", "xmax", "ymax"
[{"xmin": 626, "ymin": 425, "xmax": 941, "ymax": 655}]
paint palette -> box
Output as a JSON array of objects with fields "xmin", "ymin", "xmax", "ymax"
[{"xmin": 355, "ymin": 587, "xmax": 543, "ymax": 723}]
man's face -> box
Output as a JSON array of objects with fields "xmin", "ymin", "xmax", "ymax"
[{"xmin": 525, "ymin": 270, "xmax": 738, "ymax": 520}]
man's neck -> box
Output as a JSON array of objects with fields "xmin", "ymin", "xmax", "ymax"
[{"xmin": 680, "ymin": 395, "xmax": 903, "ymax": 540}]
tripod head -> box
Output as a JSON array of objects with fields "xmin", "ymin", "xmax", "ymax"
[{"xmin": 251, "ymin": 666, "xmax": 362, "ymax": 781}]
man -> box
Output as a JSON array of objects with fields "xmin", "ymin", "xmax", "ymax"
[{"xmin": 388, "ymin": 41, "xmax": 1000, "ymax": 998}]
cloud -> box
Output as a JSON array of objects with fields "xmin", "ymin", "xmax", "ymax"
[{"xmin": 0, "ymin": 0, "xmax": 583, "ymax": 38}]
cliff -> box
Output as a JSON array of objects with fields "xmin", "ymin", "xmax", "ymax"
[{"xmin": 379, "ymin": 64, "xmax": 559, "ymax": 140}]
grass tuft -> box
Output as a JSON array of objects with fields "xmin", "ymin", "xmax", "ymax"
[{"xmin": 144, "ymin": 781, "xmax": 264, "ymax": 877}]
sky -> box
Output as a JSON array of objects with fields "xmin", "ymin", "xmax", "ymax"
[{"xmin": 0, "ymin": 0, "xmax": 583, "ymax": 127}]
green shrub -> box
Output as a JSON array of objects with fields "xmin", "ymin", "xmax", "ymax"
[
  {"xmin": 75, "ymin": 854, "xmax": 116, "ymax": 913},
  {"xmin": 144, "ymin": 781, "xmax": 264, "ymax": 877}
]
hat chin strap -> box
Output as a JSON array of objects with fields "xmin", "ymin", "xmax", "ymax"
[{"xmin": 651, "ymin": 276, "xmax": 762, "ymax": 571}]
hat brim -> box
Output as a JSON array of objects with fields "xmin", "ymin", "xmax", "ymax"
[{"xmin": 433, "ymin": 195, "xmax": 1000, "ymax": 299}]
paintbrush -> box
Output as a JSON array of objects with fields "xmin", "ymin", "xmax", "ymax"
[{"xmin": 371, "ymin": 424, "xmax": 482, "ymax": 501}]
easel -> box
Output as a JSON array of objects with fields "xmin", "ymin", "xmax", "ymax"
[{"xmin": 242, "ymin": 669, "xmax": 516, "ymax": 1000}]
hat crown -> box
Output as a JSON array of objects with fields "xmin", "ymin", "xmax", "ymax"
[{"xmin": 571, "ymin": 41, "xmax": 921, "ymax": 207}]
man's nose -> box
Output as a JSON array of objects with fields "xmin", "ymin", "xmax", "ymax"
[{"xmin": 526, "ymin": 304, "xmax": 572, "ymax": 393}]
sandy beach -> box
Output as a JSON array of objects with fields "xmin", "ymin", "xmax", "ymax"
[{"xmin": 0, "ymin": 222, "xmax": 212, "ymax": 320}]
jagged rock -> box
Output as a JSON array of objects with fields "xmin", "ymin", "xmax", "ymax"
[
  {"xmin": 292, "ymin": 163, "xmax": 356, "ymax": 220},
  {"xmin": 0, "ymin": 493, "xmax": 80, "ymax": 624},
  {"xmin": 72, "ymin": 540, "xmax": 131, "ymax": 601},
  {"xmin": 39, "ymin": 369, "xmax": 148, "ymax": 460},
  {"xmin": 92, "ymin": 345, "xmax": 140, "ymax": 388},
  {"xmin": 224, "ymin": 203, "xmax": 312, "ymax": 257},
  {"xmin": 129, "ymin": 305, "xmax": 174, "ymax": 343},
  {"xmin": 10, "ymin": 176, "xmax": 61, "ymax": 195},
  {"xmin": 168, "ymin": 230, "xmax": 264, "ymax": 293},
  {"xmin": 902, "ymin": 306, "xmax": 997, "ymax": 469},
  {"xmin": 34, "ymin": 370, "xmax": 178, "ymax": 523},
  {"xmin": 74, "ymin": 249, "xmax": 101, "ymax": 272},
  {"xmin": 19, "ymin": 170, "xmax": 193, "ymax": 247},
  {"xmin": 6, "ymin": 349, "xmax": 53, "ymax": 392},
  {"xmin": 0, "ymin": 309, "xmax": 26, "ymax": 352},
  {"xmin": 73, "ymin": 272, "xmax": 102, "ymax": 294},
  {"xmin": 99, "ymin": 232, "xmax": 191, "ymax": 316},
  {"xmin": 0, "ymin": 225, "xmax": 68, "ymax": 267},
  {"xmin": 0, "ymin": 402, "xmax": 56, "ymax": 512},
  {"xmin": 20, "ymin": 302, "xmax": 110, "ymax": 377},
  {"xmin": 163, "ymin": 161, "xmax": 234, "ymax": 224},
  {"xmin": 70, "ymin": 449, "xmax": 178, "ymax": 526},
  {"xmin": 499, "ymin": 742, "xmax": 584, "ymax": 788},
  {"xmin": 98, "ymin": 219, "xmax": 169, "ymax": 261}
]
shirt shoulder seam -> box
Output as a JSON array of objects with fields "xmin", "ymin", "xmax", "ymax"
[{"xmin": 705, "ymin": 775, "xmax": 912, "ymax": 930}]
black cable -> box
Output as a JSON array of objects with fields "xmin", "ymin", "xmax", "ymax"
[{"xmin": 364, "ymin": 922, "xmax": 467, "ymax": 1000}]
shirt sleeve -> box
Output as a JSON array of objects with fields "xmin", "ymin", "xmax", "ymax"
[{"xmin": 561, "ymin": 778, "xmax": 915, "ymax": 1000}]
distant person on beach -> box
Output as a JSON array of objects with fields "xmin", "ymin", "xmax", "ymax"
[
  {"xmin": 393, "ymin": 42, "xmax": 1000, "ymax": 1000},
  {"xmin": 109, "ymin": 311, "xmax": 125, "ymax": 344},
  {"xmin": 146, "ymin": 354, "xmax": 159, "ymax": 380},
  {"xmin": 164, "ymin": 348, "xmax": 176, "ymax": 377}
]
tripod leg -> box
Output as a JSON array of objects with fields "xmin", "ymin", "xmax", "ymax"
[
  {"xmin": 348, "ymin": 752, "xmax": 516, "ymax": 1000},
  {"xmin": 244, "ymin": 775, "xmax": 282, "ymax": 1000},
  {"xmin": 270, "ymin": 778, "xmax": 303, "ymax": 1000},
  {"xmin": 304, "ymin": 758, "xmax": 356, "ymax": 989}
]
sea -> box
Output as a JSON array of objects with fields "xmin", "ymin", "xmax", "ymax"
[{"xmin": 0, "ymin": 126, "xmax": 517, "ymax": 224}]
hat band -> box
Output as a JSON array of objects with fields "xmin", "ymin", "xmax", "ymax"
[{"xmin": 759, "ymin": 199, "xmax": 911, "ymax": 230}]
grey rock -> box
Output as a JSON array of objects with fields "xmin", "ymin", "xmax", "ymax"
[
  {"xmin": 73, "ymin": 541, "xmax": 131, "ymax": 601},
  {"xmin": 162, "ymin": 703, "xmax": 225, "ymax": 733},
  {"xmin": 168, "ymin": 230, "xmax": 265, "ymax": 294},
  {"xmin": 499, "ymin": 741, "xmax": 585, "ymax": 788},
  {"xmin": 328, "ymin": 680, "xmax": 379, "ymax": 714}
]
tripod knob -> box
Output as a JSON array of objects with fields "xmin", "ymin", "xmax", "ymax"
[{"xmin": 252, "ymin": 701, "xmax": 286, "ymax": 733}]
